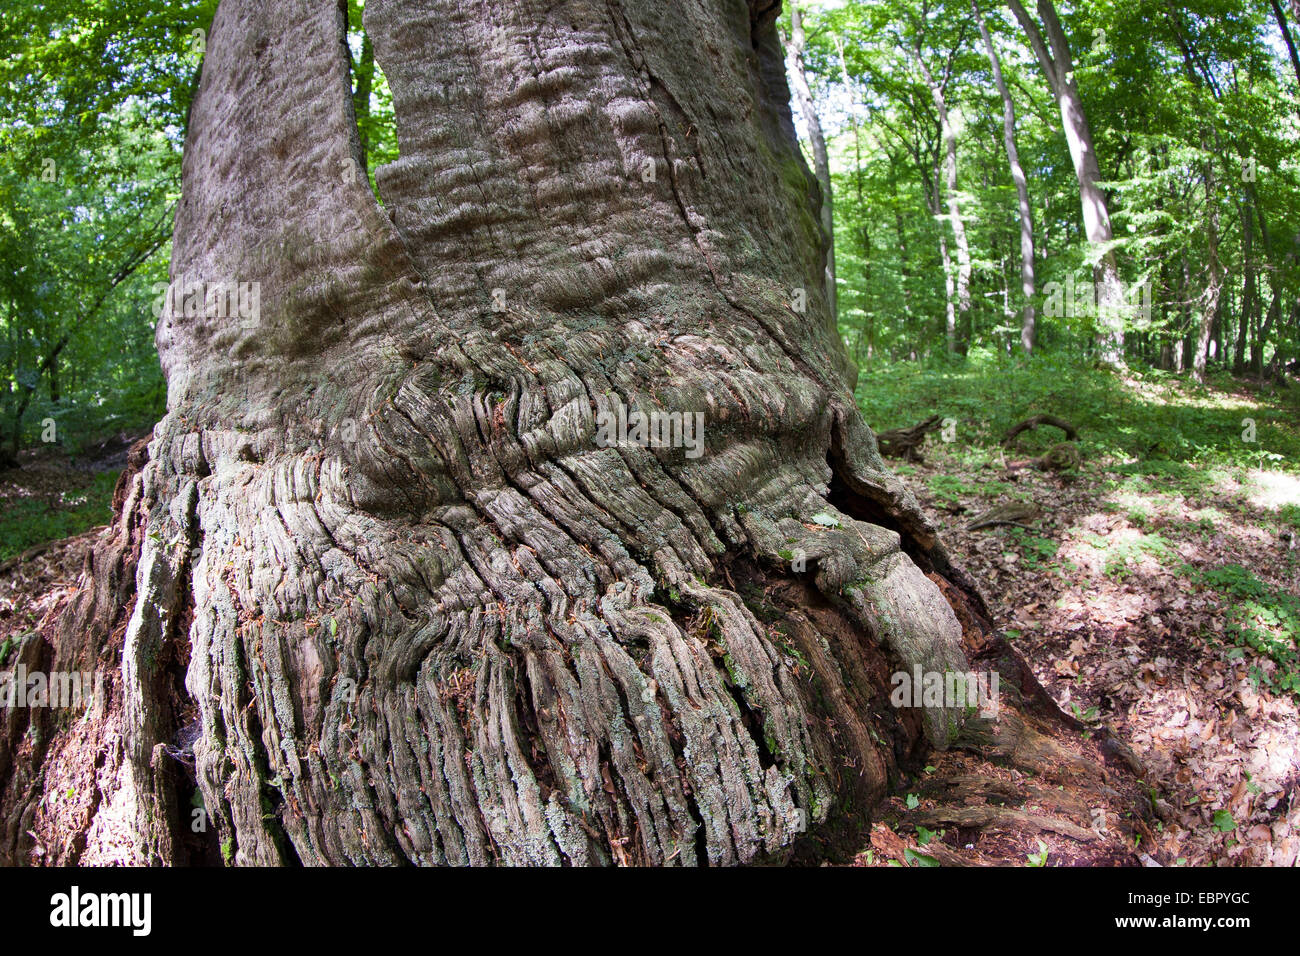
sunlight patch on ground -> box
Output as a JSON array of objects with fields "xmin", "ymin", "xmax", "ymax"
[
  {"xmin": 1116, "ymin": 371, "xmax": 1265, "ymax": 413},
  {"xmin": 908, "ymin": 453, "xmax": 1300, "ymax": 864},
  {"xmin": 1244, "ymin": 469, "xmax": 1300, "ymax": 511}
]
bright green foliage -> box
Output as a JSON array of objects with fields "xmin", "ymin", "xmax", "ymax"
[
  {"xmin": 0, "ymin": 0, "xmax": 398, "ymax": 463},
  {"xmin": 1202, "ymin": 563, "xmax": 1300, "ymax": 693},
  {"xmin": 855, "ymin": 350, "xmax": 1300, "ymax": 466},
  {"xmin": 787, "ymin": 0, "xmax": 1300, "ymax": 371},
  {"xmin": 0, "ymin": 0, "xmax": 215, "ymax": 461}
]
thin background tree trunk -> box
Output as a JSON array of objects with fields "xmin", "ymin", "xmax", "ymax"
[
  {"xmin": 1271, "ymin": 0, "xmax": 1300, "ymax": 87},
  {"xmin": 1008, "ymin": 0, "xmax": 1124, "ymax": 364},
  {"xmin": 1235, "ymin": 201, "xmax": 1255, "ymax": 372},
  {"xmin": 784, "ymin": 4, "xmax": 837, "ymax": 321},
  {"xmin": 911, "ymin": 50, "xmax": 972, "ymax": 354},
  {"xmin": 974, "ymin": 0, "xmax": 1035, "ymax": 355}
]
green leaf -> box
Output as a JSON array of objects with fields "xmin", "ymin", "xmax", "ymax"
[{"xmin": 904, "ymin": 847, "xmax": 939, "ymax": 867}]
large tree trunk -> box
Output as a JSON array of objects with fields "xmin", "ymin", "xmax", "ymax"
[{"xmin": 1, "ymin": 0, "xmax": 1145, "ymax": 867}]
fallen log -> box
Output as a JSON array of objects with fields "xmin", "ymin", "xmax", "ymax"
[
  {"xmin": 965, "ymin": 502, "xmax": 1041, "ymax": 531},
  {"xmin": 1006, "ymin": 441, "xmax": 1082, "ymax": 474},
  {"xmin": 876, "ymin": 414, "xmax": 944, "ymax": 461}
]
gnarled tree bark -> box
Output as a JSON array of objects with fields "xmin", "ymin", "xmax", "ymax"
[{"xmin": 2, "ymin": 0, "xmax": 1145, "ymax": 867}]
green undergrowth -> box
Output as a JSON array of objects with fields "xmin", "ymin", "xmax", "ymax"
[
  {"xmin": 0, "ymin": 469, "xmax": 119, "ymax": 562},
  {"xmin": 857, "ymin": 352, "xmax": 1300, "ymax": 699},
  {"xmin": 856, "ymin": 352, "xmax": 1300, "ymax": 469},
  {"xmin": 1197, "ymin": 563, "xmax": 1300, "ymax": 695}
]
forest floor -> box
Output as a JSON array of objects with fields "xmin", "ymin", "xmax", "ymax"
[
  {"xmin": 855, "ymin": 358, "xmax": 1300, "ymax": 867},
  {"xmin": 2, "ymin": 363, "xmax": 1298, "ymax": 867},
  {"xmin": 0, "ymin": 433, "xmax": 134, "ymax": 657}
]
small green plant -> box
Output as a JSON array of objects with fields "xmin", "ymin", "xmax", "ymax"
[
  {"xmin": 1201, "ymin": 563, "xmax": 1268, "ymax": 599},
  {"xmin": 1190, "ymin": 507, "xmax": 1228, "ymax": 536},
  {"xmin": 925, "ymin": 474, "xmax": 981, "ymax": 508},
  {"xmin": 1026, "ymin": 839, "xmax": 1049, "ymax": 866},
  {"xmin": 1125, "ymin": 503, "xmax": 1153, "ymax": 528},
  {"xmin": 1212, "ymin": 810, "xmax": 1236, "ymax": 832},
  {"xmin": 904, "ymin": 846, "xmax": 940, "ymax": 867},
  {"xmin": 1200, "ymin": 564, "xmax": 1300, "ymax": 694},
  {"xmin": 1101, "ymin": 532, "xmax": 1174, "ymax": 581},
  {"xmin": 1008, "ymin": 528, "xmax": 1060, "ymax": 571},
  {"xmin": 1069, "ymin": 702, "xmax": 1099, "ymax": 723}
]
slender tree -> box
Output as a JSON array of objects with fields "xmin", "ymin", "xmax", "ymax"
[
  {"xmin": 903, "ymin": 13, "xmax": 973, "ymax": 354},
  {"xmin": 973, "ymin": 0, "xmax": 1036, "ymax": 355},
  {"xmin": 1007, "ymin": 0, "xmax": 1125, "ymax": 364},
  {"xmin": 784, "ymin": 3, "xmax": 837, "ymax": 320}
]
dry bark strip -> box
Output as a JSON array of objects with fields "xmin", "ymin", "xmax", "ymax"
[{"xmin": 911, "ymin": 804, "xmax": 1096, "ymax": 842}]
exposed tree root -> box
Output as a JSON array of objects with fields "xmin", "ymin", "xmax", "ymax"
[
  {"xmin": 1001, "ymin": 413, "xmax": 1078, "ymax": 447},
  {"xmin": 875, "ymin": 415, "xmax": 944, "ymax": 462},
  {"xmin": 965, "ymin": 502, "xmax": 1042, "ymax": 532}
]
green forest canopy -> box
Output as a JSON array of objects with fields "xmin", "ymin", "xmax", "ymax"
[
  {"xmin": 2, "ymin": 0, "xmax": 1299, "ymax": 462},
  {"xmin": 787, "ymin": 0, "xmax": 1300, "ymax": 373},
  {"xmin": 0, "ymin": 0, "xmax": 396, "ymax": 463}
]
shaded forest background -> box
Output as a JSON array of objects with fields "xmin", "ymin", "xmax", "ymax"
[{"xmin": 789, "ymin": 0, "xmax": 1300, "ymax": 373}]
